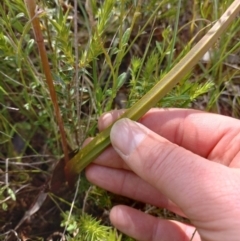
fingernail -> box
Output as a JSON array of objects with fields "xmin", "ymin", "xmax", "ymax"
[{"xmin": 110, "ymin": 119, "xmax": 148, "ymax": 157}]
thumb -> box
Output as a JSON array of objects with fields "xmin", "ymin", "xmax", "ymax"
[{"xmin": 110, "ymin": 118, "xmax": 235, "ymax": 220}]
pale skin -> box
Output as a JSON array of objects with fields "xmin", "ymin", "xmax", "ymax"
[{"xmin": 85, "ymin": 108, "xmax": 240, "ymax": 241}]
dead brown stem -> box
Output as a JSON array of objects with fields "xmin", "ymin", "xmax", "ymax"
[{"xmin": 24, "ymin": 0, "xmax": 69, "ymax": 164}]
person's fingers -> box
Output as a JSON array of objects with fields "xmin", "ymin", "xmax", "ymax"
[
  {"xmin": 85, "ymin": 164, "xmax": 183, "ymax": 216},
  {"xmin": 98, "ymin": 108, "xmax": 240, "ymax": 165},
  {"xmin": 82, "ymin": 135, "xmax": 129, "ymax": 168},
  {"xmin": 109, "ymin": 205, "xmax": 201, "ymax": 241},
  {"xmin": 82, "ymin": 137, "xmax": 93, "ymax": 146},
  {"xmin": 98, "ymin": 109, "xmax": 125, "ymax": 130},
  {"xmin": 87, "ymin": 145, "xmax": 129, "ymax": 169},
  {"xmin": 109, "ymin": 118, "xmax": 240, "ymax": 223}
]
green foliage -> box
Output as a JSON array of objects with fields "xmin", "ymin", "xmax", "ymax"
[
  {"xmin": 78, "ymin": 213, "xmax": 110, "ymax": 241},
  {"xmin": 88, "ymin": 186, "xmax": 112, "ymax": 209},
  {"xmin": 61, "ymin": 211, "xmax": 122, "ymax": 241},
  {"xmin": 1, "ymin": 0, "xmax": 240, "ymax": 240},
  {"xmin": 0, "ymin": 185, "xmax": 16, "ymax": 211},
  {"xmin": 128, "ymin": 45, "xmax": 215, "ymax": 108}
]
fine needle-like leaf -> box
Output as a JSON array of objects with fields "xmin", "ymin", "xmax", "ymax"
[{"xmin": 65, "ymin": 0, "xmax": 240, "ymax": 186}]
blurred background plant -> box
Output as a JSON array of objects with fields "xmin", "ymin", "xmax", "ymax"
[{"xmin": 0, "ymin": 0, "xmax": 240, "ymax": 240}]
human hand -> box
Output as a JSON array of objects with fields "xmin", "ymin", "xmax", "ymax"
[{"xmin": 85, "ymin": 108, "xmax": 240, "ymax": 241}]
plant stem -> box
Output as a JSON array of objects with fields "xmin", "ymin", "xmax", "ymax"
[
  {"xmin": 24, "ymin": 0, "xmax": 69, "ymax": 163},
  {"xmin": 64, "ymin": 0, "xmax": 240, "ymax": 186}
]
